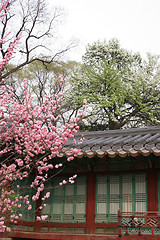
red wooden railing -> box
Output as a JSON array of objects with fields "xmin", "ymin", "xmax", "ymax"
[
  {"xmin": 118, "ymin": 209, "xmax": 160, "ymax": 237},
  {"xmin": 3, "ymin": 210, "xmax": 160, "ymax": 239},
  {"xmin": 9, "ymin": 220, "xmax": 86, "ymax": 234}
]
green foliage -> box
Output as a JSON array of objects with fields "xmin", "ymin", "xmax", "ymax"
[{"xmin": 69, "ymin": 39, "xmax": 160, "ymax": 130}]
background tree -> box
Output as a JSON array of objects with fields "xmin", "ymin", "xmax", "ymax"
[
  {"xmin": 4, "ymin": 60, "xmax": 79, "ymax": 102},
  {"xmin": 0, "ymin": 0, "xmax": 76, "ymax": 82},
  {"xmin": 68, "ymin": 39, "xmax": 160, "ymax": 130},
  {"xmin": 4, "ymin": 60, "xmax": 80, "ymax": 125}
]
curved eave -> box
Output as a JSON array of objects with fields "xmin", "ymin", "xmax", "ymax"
[
  {"xmin": 59, "ymin": 147, "xmax": 160, "ymax": 159},
  {"xmin": 59, "ymin": 126, "xmax": 160, "ymax": 159}
]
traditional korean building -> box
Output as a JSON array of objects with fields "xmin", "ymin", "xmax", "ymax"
[{"xmin": 2, "ymin": 126, "xmax": 160, "ymax": 240}]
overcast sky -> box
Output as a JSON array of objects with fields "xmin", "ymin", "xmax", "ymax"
[{"xmin": 49, "ymin": 0, "xmax": 160, "ymax": 62}]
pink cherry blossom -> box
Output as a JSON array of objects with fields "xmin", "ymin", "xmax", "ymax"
[
  {"xmin": 67, "ymin": 157, "xmax": 74, "ymax": 162},
  {"xmin": 41, "ymin": 215, "xmax": 48, "ymax": 221},
  {"xmin": 45, "ymin": 192, "xmax": 50, "ymax": 198},
  {"xmin": 6, "ymin": 227, "xmax": 11, "ymax": 232},
  {"xmin": 28, "ymin": 205, "xmax": 32, "ymax": 210},
  {"xmin": 62, "ymin": 180, "xmax": 67, "ymax": 185},
  {"xmin": 0, "ymin": 1, "xmax": 86, "ymax": 231},
  {"xmin": 36, "ymin": 216, "xmax": 41, "ymax": 221}
]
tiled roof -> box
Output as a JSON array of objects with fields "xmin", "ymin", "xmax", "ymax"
[{"xmin": 60, "ymin": 126, "xmax": 160, "ymax": 158}]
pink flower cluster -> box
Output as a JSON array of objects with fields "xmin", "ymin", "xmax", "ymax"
[
  {"xmin": 0, "ymin": 77, "xmax": 86, "ymax": 230},
  {"xmin": 59, "ymin": 174, "xmax": 77, "ymax": 186},
  {"xmin": 0, "ymin": 1, "xmax": 86, "ymax": 232},
  {"xmin": 0, "ymin": 33, "xmax": 22, "ymax": 72},
  {"xmin": 36, "ymin": 215, "xmax": 48, "ymax": 221},
  {"xmin": 0, "ymin": 0, "xmax": 22, "ymax": 73}
]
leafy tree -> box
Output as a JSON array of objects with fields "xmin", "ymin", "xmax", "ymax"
[
  {"xmin": 83, "ymin": 38, "xmax": 142, "ymax": 69},
  {"xmin": 69, "ymin": 39, "xmax": 160, "ymax": 130}
]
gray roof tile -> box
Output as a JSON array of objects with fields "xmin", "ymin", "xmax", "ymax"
[{"xmin": 62, "ymin": 126, "xmax": 160, "ymax": 158}]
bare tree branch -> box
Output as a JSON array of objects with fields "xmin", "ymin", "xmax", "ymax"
[{"xmin": 0, "ymin": 0, "xmax": 77, "ymax": 82}]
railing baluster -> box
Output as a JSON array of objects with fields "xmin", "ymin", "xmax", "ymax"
[
  {"xmin": 138, "ymin": 226, "xmax": 142, "ymax": 236},
  {"xmin": 125, "ymin": 226, "xmax": 129, "ymax": 235},
  {"xmin": 118, "ymin": 209, "xmax": 122, "ymax": 238}
]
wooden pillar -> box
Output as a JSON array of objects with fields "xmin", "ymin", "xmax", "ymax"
[
  {"xmin": 147, "ymin": 169, "xmax": 158, "ymax": 212},
  {"xmin": 118, "ymin": 209, "xmax": 122, "ymax": 237},
  {"xmin": 86, "ymin": 172, "xmax": 96, "ymax": 234}
]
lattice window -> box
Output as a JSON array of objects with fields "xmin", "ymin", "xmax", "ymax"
[
  {"xmin": 64, "ymin": 184, "xmax": 74, "ymax": 222},
  {"xmin": 135, "ymin": 174, "xmax": 146, "ymax": 212},
  {"xmin": 76, "ymin": 177, "xmax": 86, "ymax": 222},
  {"xmin": 52, "ymin": 182, "xmax": 64, "ymax": 222},
  {"xmin": 95, "ymin": 173, "xmax": 147, "ymax": 223},
  {"xmin": 41, "ymin": 176, "xmax": 87, "ymax": 223},
  {"xmin": 96, "ymin": 175, "xmax": 108, "ymax": 222},
  {"xmin": 122, "ymin": 175, "xmax": 132, "ymax": 213},
  {"xmin": 110, "ymin": 175, "xmax": 120, "ymax": 222},
  {"xmin": 14, "ymin": 177, "xmax": 36, "ymax": 221}
]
